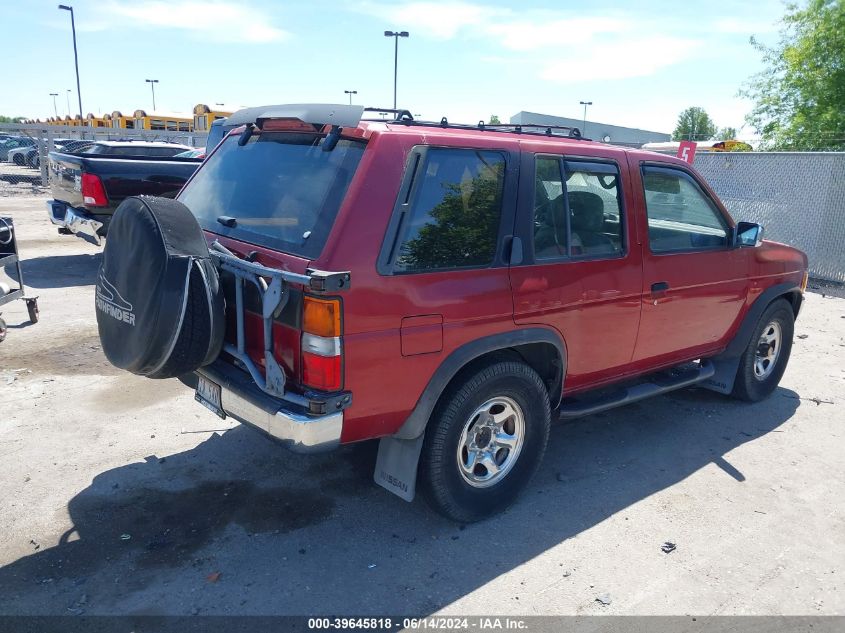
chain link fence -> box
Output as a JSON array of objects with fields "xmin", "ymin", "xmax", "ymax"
[
  {"xmin": 694, "ymin": 152, "xmax": 845, "ymax": 283},
  {"xmin": 0, "ymin": 123, "xmax": 207, "ymax": 197},
  {"xmin": 1, "ymin": 124, "xmax": 843, "ymax": 282}
]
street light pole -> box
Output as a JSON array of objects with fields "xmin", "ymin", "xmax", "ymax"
[
  {"xmin": 344, "ymin": 90, "xmax": 357, "ymax": 105},
  {"xmin": 579, "ymin": 100, "xmax": 592, "ymax": 137},
  {"xmin": 65, "ymin": 90, "xmax": 71, "ymax": 116},
  {"xmin": 58, "ymin": 5, "xmax": 83, "ymax": 123},
  {"xmin": 145, "ymin": 79, "xmax": 159, "ymax": 110},
  {"xmin": 384, "ymin": 30, "xmax": 409, "ymax": 110},
  {"xmin": 49, "ymin": 93, "xmax": 59, "ymax": 118}
]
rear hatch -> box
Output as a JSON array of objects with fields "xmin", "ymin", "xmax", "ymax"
[{"xmin": 177, "ymin": 123, "xmax": 366, "ymax": 399}]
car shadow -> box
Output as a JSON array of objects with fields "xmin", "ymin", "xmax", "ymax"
[
  {"xmin": 0, "ymin": 386, "xmax": 800, "ymax": 615},
  {"xmin": 3, "ymin": 253, "xmax": 101, "ymax": 289}
]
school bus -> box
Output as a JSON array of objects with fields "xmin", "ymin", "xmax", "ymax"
[
  {"xmin": 642, "ymin": 140, "xmax": 753, "ymax": 153},
  {"xmin": 133, "ymin": 109, "xmax": 193, "ymax": 131},
  {"xmin": 110, "ymin": 111, "xmax": 135, "ymax": 129},
  {"xmin": 192, "ymin": 103, "xmax": 235, "ymax": 132},
  {"xmin": 86, "ymin": 113, "xmax": 107, "ymax": 128}
]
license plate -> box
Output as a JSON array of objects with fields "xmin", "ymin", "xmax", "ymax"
[{"xmin": 195, "ymin": 375, "xmax": 225, "ymax": 419}]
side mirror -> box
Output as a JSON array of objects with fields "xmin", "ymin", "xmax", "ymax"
[{"xmin": 735, "ymin": 221, "xmax": 764, "ymax": 247}]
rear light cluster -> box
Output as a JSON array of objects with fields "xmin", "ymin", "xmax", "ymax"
[
  {"xmin": 301, "ymin": 296, "xmax": 342, "ymax": 392},
  {"xmin": 81, "ymin": 173, "xmax": 108, "ymax": 207}
]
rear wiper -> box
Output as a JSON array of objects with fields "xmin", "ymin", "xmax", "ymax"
[{"xmin": 217, "ymin": 216, "xmax": 237, "ymax": 228}]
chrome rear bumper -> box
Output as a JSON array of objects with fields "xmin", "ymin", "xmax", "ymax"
[
  {"xmin": 46, "ymin": 200, "xmax": 103, "ymax": 245},
  {"xmin": 191, "ymin": 361, "xmax": 343, "ymax": 454}
]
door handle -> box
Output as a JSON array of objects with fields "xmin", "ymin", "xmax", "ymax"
[{"xmin": 650, "ymin": 281, "xmax": 669, "ymax": 304}]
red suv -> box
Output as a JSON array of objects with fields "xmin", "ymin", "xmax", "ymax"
[{"xmin": 96, "ymin": 104, "xmax": 808, "ymax": 522}]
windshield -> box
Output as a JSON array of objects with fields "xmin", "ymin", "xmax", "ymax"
[{"xmin": 178, "ymin": 131, "xmax": 366, "ymax": 259}]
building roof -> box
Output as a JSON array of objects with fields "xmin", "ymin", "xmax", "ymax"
[{"xmin": 510, "ymin": 111, "xmax": 671, "ymax": 146}]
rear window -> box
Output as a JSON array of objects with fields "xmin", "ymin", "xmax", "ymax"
[
  {"xmin": 178, "ymin": 132, "xmax": 366, "ymax": 259},
  {"xmin": 82, "ymin": 144, "xmax": 189, "ymax": 157}
]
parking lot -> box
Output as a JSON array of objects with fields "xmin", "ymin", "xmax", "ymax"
[{"xmin": 0, "ymin": 195, "xmax": 843, "ymax": 616}]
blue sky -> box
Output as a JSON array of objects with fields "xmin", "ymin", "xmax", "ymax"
[{"xmin": 6, "ymin": 0, "xmax": 787, "ymax": 136}]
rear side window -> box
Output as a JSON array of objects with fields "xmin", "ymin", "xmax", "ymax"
[
  {"xmin": 532, "ymin": 156, "xmax": 624, "ymax": 260},
  {"xmin": 390, "ymin": 148, "xmax": 506, "ymax": 273},
  {"xmin": 178, "ymin": 132, "xmax": 366, "ymax": 259},
  {"xmin": 642, "ymin": 166, "xmax": 728, "ymax": 253}
]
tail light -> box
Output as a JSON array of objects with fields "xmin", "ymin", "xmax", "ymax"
[
  {"xmin": 301, "ymin": 296, "xmax": 342, "ymax": 391},
  {"xmin": 81, "ymin": 173, "xmax": 108, "ymax": 207}
]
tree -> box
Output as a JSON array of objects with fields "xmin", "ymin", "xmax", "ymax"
[
  {"xmin": 716, "ymin": 126, "xmax": 738, "ymax": 140},
  {"xmin": 742, "ymin": 0, "xmax": 845, "ymax": 150},
  {"xmin": 0, "ymin": 115, "xmax": 25, "ymax": 123},
  {"xmin": 488, "ymin": 115, "xmax": 501, "ymax": 125},
  {"xmin": 672, "ymin": 107, "xmax": 717, "ymax": 141}
]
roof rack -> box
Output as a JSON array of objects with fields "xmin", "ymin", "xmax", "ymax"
[{"xmin": 367, "ymin": 113, "xmax": 589, "ymax": 141}]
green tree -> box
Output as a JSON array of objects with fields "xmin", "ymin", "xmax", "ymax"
[
  {"xmin": 716, "ymin": 126, "xmax": 738, "ymax": 140},
  {"xmin": 672, "ymin": 107, "xmax": 717, "ymax": 141},
  {"xmin": 488, "ymin": 115, "xmax": 501, "ymax": 125},
  {"xmin": 0, "ymin": 115, "xmax": 26, "ymax": 123},
  {"xmin": 398, "ymin": 173, "xmax": 503, "ymax": 271},
  {"xmin": 742, "ymin": 0, "xmax": 845, "ymax": 150}
]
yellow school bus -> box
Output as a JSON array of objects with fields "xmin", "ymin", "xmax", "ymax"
[
  {"xmin": 133, "ymin": 109, "xmax": 193, "ymax": 131},
  {"xmin": 110, "ymin": 111, "xmax": 135, "ymax": 129},
  {"xmin": 192, "ymin": 103, "xmax": 234, "ymax": 132},
  {"xmin": 86, "ymin": 113, "xmax": 107, "ymax": 128}
]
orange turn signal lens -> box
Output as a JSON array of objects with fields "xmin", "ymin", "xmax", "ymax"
[
  {"xmin": 303, "ymin": 296, "xmax": 341, "ymax": 337},
  {"xmin": 800, "ymin": 271, "xmax": 809, "ymax": 293}
]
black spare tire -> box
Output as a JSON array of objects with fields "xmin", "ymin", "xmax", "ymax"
[{"xmin": 96, "ymin": 196, "xmax": 225, "ymax": 379}]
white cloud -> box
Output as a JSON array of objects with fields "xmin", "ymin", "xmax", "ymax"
[
  {"xmin": 485, "ymin": 16, "xmax": 628, "ymax": 51},
  {"xmin": 356, "ymin": 1, "xmax": 505, "ymax": 39},
  {"xmin": 540, "ymin": 36, "xmax": 704, "ymax": 82},
  {"xmin": 712, "ymin": 17, "xmax": 778, "ymax": 36},
  {"xmin": 104, "ymin": 1, "xmax": 289, "ymax": 43},
  {"xmin": 358, "ymin": 2, "xmax": 702, "ymax": 81}
]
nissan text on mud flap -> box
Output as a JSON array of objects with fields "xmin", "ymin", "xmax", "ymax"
[{"xmin": 96, "ymin": 104, "xmax": 809, "ymax": 523}]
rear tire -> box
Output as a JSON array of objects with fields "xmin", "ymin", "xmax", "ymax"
[
  {"xmin": 731, "ymin": 299, "xmax": 794, "ymax": 402},
  {"xmin": 419, "ymin": 360, "xmax": 551, "ymax": 523}
]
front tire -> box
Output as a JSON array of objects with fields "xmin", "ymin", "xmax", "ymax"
[
  {"xmin": 732, "ymin": 299, "xmax": 794, "ymax": 402},
  {"xmin": 419, "ymin": 360, "xmax": 551, "ymax": 523}
]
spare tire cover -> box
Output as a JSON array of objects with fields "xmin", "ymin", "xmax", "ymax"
[{"xmin": 96, "ymin": 196, "xmax": 225, "ymax": 378}]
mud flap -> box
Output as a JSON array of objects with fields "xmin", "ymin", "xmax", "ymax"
[
  {"xmin": 700, "ymin": 356, "xmax": 740, "ymax": 395},
  {"xmin": 374, "ymin": 435, "xmax": 424, "ymax": 502}
]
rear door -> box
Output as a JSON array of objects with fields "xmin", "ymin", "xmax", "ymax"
[
  {"xmin": 631, "ymin": 160, "xmax": 748, "ymax": 365},
  {"xmin": 509, "ymin": 143, "xmax": 643, "ymax": 393}
]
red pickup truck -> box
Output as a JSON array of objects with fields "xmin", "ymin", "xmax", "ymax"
[{"xmin": 96, "ymin": 104, "xmax": 808, "ymax": 522}]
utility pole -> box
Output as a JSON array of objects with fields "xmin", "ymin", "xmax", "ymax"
[
  {"xmin": 50, "ymin": 93, "xmax": 59, "ymax": 118},
  {"xmin": 58, "ymin": 5, "xmax": 83, "ymax": 123},
  {"xmin": 579, "ymin": 100, "xmax": 592, "ymax": 137},
  {"xmin": 384, "ymin": 31, "xmax": 409, "ymax": 109},
  {"xmin": 145, "ymin": 79, "xmax": 159, "ymax": 110}
]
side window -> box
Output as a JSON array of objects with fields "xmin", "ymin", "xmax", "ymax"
[
  {"xmin": 642, "ymin": 166, "xmax": 728, "ymax": 253},
  {"xmin": 566, "ymin": 163, "xmax": 624, "ymax": 257},
  {"xmin": 531, "ymin": 157, "xmax": 624, "ymax": 260},
  {"xmin": 393, "ymin": 148, "xmax": 506, "ymax": 273},
  {"xmin": 533, "ymin": 157, "xmax": 567, "ymax": 259}
]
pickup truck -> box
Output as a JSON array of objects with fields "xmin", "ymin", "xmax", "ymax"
[
  {"xmin": 47, "ymin": 140, "xmax": 202, "ymax": 244},
  {"xmin": 96, "ymin": 104, "xmax": 809, "ymax": 522}
]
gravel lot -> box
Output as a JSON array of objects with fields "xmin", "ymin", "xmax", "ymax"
[{"xmin": 1, "ymin": 196, "xmax": 843, "ymax": 617}]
